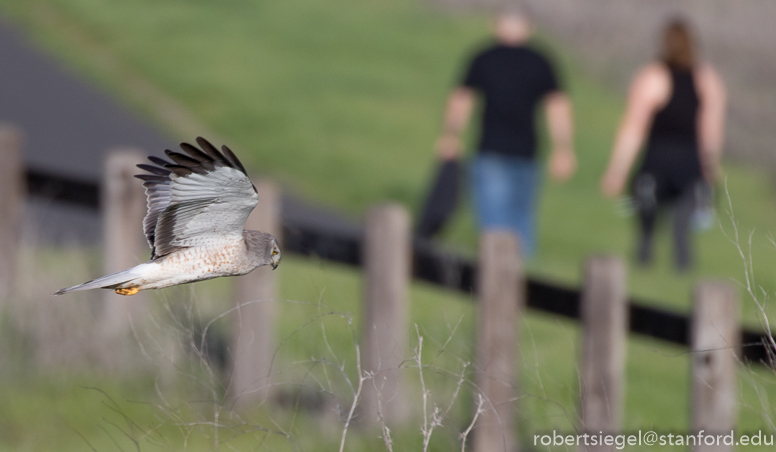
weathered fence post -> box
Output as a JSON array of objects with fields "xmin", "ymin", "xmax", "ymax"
[
  {"xmin": 474, "ymin": 231, "xmax": 522, "ymax": 452},
  {"xmin": 100, "ymin": 149, "xmax": 149, "ymax": 368},
  {"xmin": 579, "ymin": 255, "xmax": 627, "ymax": 451},
  {"xmin": 691, "ymin": 281, "xmax": 739, "ymax": 452},
  {"xmin": 229, "ymin": 179, "xmax": 281, "ymax": 412},
  {"xmin": 0, "ymin": 125, "xmax": 24, "ymax": 301},
  {"xmin": 361, "ymin": 203, "xmax": 411, "ymax": 427}
]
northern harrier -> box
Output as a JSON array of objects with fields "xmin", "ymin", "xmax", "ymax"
[{"xmin": 54, "ymin": 137, "xmax": 281, "ymax": 296}]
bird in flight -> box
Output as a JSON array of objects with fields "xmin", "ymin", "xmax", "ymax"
[{"xmin": 54, "ymin": 137, "xmax": 281, "ymax": 296}]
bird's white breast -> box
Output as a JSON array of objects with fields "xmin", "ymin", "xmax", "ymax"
[{"xmin": 141, "ymin": 238, "xmax": 255, "ymax": 289}]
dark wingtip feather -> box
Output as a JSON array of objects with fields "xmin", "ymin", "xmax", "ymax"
[
  {"xmin": 148, "ymin": 155, "xmax": 172, "ymax": 167},
  {"xmin": 195, "ymin": 136, "xmax": 215, "ymax": 150},
  {"xmin": 165, "ymin": 164, "xmax": 194, "ymax": 177},
  {"xmin": 179, "ymin": 143, "xmax": 216, "ymax": 170},
  {"xmin": 135, "ymin": 174, "xmax": 168, "ymax": 182},
  {"xmin": 221, "ymin": 145, "xmax": 248, "ymax": 175},
  {"xmin": 164, "ymin": 150, "xmax": 209, "ymax": 174},
  {"xmin": 137, "ymin": 163, "xmax": 171, "ymax": 176},
  {"xmin": 151, "ymin": 137, "xmax": 249, "ymax": 177},
  {"xmin": 191, "ymin": 137, "xmax": 227, "ymax": 164}
]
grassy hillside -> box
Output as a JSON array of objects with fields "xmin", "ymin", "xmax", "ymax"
[
  {"xmin": 2, "ymin": 0, "xmax": 776, "ymax": 450},
  {"xmin": 3, "ymin": 254, "xmax": 776, "ymax": 451}
]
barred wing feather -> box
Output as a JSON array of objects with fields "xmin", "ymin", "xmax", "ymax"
[{"xmin": 135, "ymin": 158, "xmax": 173, "ymax": 252}]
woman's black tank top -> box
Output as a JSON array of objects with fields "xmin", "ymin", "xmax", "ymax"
[{"xmin": 639, "ymin": 65, "xmax": 702, "ymax": 190}]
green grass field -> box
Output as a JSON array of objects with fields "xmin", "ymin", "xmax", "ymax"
[
  {"xmin": 2, "ymin": 0, "xmax": 776, "ymax": 450},
  {"xmin": 3, "ymin": 254, "xmax": 776, "ymax": 451}
]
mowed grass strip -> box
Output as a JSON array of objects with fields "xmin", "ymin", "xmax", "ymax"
[{"xmin": 3, "ymin": 255, "xmax": 776, "ymax": 451}]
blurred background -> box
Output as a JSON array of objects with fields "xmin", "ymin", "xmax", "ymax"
[{"xmin": 1, "ymin": 0, "xmax": 776, "ymax": 450}]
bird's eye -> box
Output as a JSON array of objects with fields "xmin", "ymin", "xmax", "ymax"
[{"xmin": 272, "ymin": 250, "xmax": 278, "ymax": 256}]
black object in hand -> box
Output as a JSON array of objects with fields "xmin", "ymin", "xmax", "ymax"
[{"xmin": 417, "ymin": 159, "xmax": 461, "ymax": 238}]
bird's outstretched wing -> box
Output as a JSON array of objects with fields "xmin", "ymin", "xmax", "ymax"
[{"xmin": 134, "ymin": 137, "xmax": 258, "ymax": 258}]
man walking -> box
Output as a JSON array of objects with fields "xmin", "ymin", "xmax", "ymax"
[{"xmin": 436, "ymin": 8, "xmax": 575, "ymax": 256}]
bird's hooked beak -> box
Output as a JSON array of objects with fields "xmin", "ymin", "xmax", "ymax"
[{"xmin": 272, "ymin": 261, "xmax": 279, "ymax": 271}]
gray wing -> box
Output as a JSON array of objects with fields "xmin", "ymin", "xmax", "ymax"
[{"xmin": 134, "ymin": 137, "xmax": 258, "ymax": 258}]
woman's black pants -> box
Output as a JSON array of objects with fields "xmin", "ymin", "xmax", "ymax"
[{"xmin": 636, "ymin": 185, "xmax": 697, "ymax": 271}]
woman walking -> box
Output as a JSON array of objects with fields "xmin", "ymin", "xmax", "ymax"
[{"xmin": 600, "ymin": 19, "xmax": 726, "ymax": 270}]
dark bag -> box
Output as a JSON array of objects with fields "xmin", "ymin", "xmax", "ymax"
[{"xmin": 416, "ymin": 159, "xmax": 461, "ymax": 238}]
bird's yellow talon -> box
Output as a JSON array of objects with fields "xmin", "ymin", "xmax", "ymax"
[{"xmin": 115, "ymin": 287, "xmax": 140, "ymax": 296}]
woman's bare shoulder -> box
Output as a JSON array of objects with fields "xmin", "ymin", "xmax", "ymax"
[
  {"xmin": 633, "ymin": 62, "xmax": 669, "ymax": 84},
  {"xmin": 629, "ymin": 62, "xmax": 671, "ymax": 101}
]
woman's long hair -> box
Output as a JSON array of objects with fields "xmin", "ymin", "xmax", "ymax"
[{"xmin": 661, "ymin": 19, "xmax": 695, "ymax": 70}]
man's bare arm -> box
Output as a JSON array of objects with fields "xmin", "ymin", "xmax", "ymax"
[
  {"xmin": 544, "ymin": 92, "xmax": 576, "ymax": 181},
  {"xmin": 436, "ymin": 87, "xmax": 475, "ymax": 160}
]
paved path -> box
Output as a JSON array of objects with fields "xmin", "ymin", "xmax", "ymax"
[
  {"xmin": 0, "ymin": 15, "xmax": 359, "ymax": 245},
  {"xmin": 0, "ymin": 17, "xmax": 174, "ymax": 179}
]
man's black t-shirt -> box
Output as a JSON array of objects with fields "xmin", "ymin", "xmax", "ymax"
[{"xmin": 462, "ymin": 43, "xmax": 560, "ymax": 159}]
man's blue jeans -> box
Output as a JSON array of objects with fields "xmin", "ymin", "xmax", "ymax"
[{"xmin": 472, "ymin": 152, "xmax": 539, "ymax": 257}]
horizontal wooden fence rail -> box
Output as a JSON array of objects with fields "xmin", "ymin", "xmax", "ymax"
[
  {"xmin": 22, "ymin": 167, "xmax": 772, "ymax": 365},
  {"xmin": 26, "ymin": 168, "xmax": 100, "ymax": 208}
]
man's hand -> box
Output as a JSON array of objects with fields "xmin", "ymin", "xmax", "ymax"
[
  {"xmin": 435, "ymin": 87, "xmax": 475, "ymax": 161},
  {"xmin": 544, "ymin": 92, "xmax": 575, "ymax": 182},
  {"xmin": 435, "ymin": 134, "xmax": 461, "ymax": 161},
  {"xmin": 548, "ymin": 147, "xmax": 576, "ymax": 182},
  {"xmin": 600, "ymin": 169, "xmax": 626, "ymax": 198}
]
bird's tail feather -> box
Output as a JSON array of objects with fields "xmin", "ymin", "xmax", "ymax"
[{"xmin": 52, "ymin": 269, "xmax": 136, "ymax": 296}]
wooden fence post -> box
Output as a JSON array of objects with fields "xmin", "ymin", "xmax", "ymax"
[
  {"xmin": 0, "ymin": 125, "xmax": 24, "ymax": 301},
  {"xmin": 229, "ymin": 179, "xmax": 281, "ymax": 412},
  {"xmin": 474, "ymin": 231, "xmax": 522, "ymax": 452},
  {"xmin": 692, "ymin": 281, "xmax": 739, "ymax": 451},
  {"xmin": 361, "ymin": 203, "xmax": 411, "ymax": 427},
  {"xmin": 579, "ymin": 255, "xmax": 627, "ymax": 451},
  {"xmin": 100, "ymin": 149, "xmax": 149, "ymax": 368}
]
